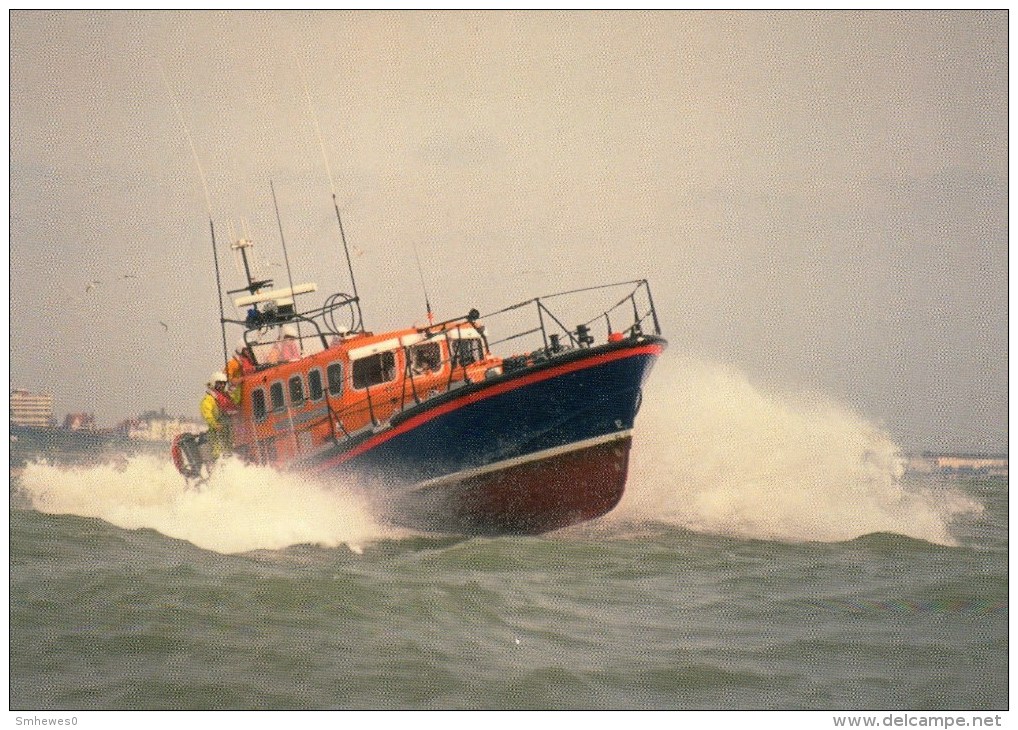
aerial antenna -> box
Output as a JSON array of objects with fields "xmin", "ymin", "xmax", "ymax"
[
  {"xmin": 159, "ymin": 62, "xmax": 229, "ymax": 367},
  {"xmin": 295, "ymin": 50, "xmax": 364, "ymax": 330},
  {"xmin": 413, "ymin": 243, "xmax": 434, "ymax": 325},
  {"xmin": 226, "ymin": 219, "xmax": 273, "ymax": 298},
  {"xmin": 270, "ymin": 179, "xmax": 302, "ymax": 348},
  {"xmin": 159, "ymin": 64, "xmax": 213, "ymax": 217},
  {"xmin": 227, "ymin": 221, "xmax": 245, "ymax": 279}
]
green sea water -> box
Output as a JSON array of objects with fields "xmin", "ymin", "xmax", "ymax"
[{"xmin": 9, "ymin": 470, "xmax": 1006, "ymax": 711}]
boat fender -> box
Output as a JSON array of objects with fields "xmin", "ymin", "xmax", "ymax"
[
  {"xmin": 171, "ymin": 432, "xmax": 206, "ymax": 480},
  {"xmin": 170, "ymin": 433, "xmax": 189, "ymax": 476}
]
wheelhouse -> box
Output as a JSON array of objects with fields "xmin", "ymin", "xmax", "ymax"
[{"xmin": 229, "ymin": 320, "xmax": 500, "ymax": 467}]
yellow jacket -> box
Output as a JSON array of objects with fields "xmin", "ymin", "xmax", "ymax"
[{"xmin": 200, "ymin": 392, "xmax": 222, "ymax": 430}]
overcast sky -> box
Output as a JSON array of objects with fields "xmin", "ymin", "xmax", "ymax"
[{"xmin": 8, "ymin": 10, "xmax": 1008, "ymax": 452}]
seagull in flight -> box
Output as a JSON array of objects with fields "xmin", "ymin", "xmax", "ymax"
[
  {"xmin": 84, "ymin": 280, "xmax": 101, "ymax": 293},
  {"xmin": 159, "ymin": 321, "xmax": 169, "ymax": 331}
]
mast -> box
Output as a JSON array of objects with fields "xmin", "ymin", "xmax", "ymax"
[
  {"xmin": 332, "ymin": 192, "xmax": 363, "ymax": 328},
  {"xmin": 228, "ymin": 238, "xmax": 273, "ymax": 296},
  {"xmin": 271, "ymin": 179, "xmax": 303, "ymax": 348},
  {"xmin": 296, "ymin": 51, "xmax": 364, "ymax": 330},
  {"xmin": 208, "ymin": 221, "xmax": 229, "ymax": 367},
  {"xmin": 159, "ymin": 63, "xmax": 229, "ymax": 367},
  {"xmin": 413, "ymin": 243, "xmax": 434, "ymax": 325}
]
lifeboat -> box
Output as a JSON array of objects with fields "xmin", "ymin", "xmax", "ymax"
[{"xmin": 175, "ymin": 233, "xmax": 665, "ymax": 535}]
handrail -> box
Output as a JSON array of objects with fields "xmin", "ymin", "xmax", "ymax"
[
  {"xmin": 481, "ymin": 279, "xmax": 661, "ymax": 357},
  {"xmin": 479, "ymin": 279, "xmax": 651, "ymax": 318}
]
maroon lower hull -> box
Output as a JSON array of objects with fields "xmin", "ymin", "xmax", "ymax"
[{"xmin": 395, "ymin": 435, "xmax": 633, "ymax": 535}]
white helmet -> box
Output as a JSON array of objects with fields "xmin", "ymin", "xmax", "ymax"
[
  {"xmin": 281, "ymin": 324, "xmax": 298, "ymax": 338},
  {"xmin": 208, "ymin": 371, "xmax": 227, "ymax": 387}
]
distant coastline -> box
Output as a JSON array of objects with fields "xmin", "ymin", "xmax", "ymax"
[
  {"xmin": 9, "ymin": 424, "xmax": 167, "ymax": 471},
  {"xmin": 906, "ymin": 452, "xmax": 1008, "ymax": 478}
]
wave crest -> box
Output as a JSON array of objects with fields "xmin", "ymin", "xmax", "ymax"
[
  {"xmin": 18, "ymin": 454, "xmax": 401, "ymax": 554},
  {"xmin": 619, "ymin": 356, "xmax": 981, "ymax": 545}
]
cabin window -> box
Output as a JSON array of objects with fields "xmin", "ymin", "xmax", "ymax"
[
  {"xmin": 352, "ymin": 351, "xmax": 397, "ymax": 389},
  {"xmin": 308, "ymin": 369, "xmax": 324, "ymax": 401},
  {"xmin": 269, "ymin": 382, "xmax": 285, "ymax": 412},
  {"xmin": 452, "ymin": 338, "xmax": 485, "ymax": 366},
  {"xmin": 410, "ymin": 342, "xmax": 442, "ymax": 375},
  {"xmin": 251, "ymin": 388, "xmax": 267, "ymax": 421},
  {"xmin": 326, "ymin": 362, "xmax": 344, "ymax": 397},
  {"xmin": 289, "ymin": 375, "xmax": 305, "ymax": 407}
]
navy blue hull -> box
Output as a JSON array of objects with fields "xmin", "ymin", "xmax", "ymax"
[{"xmin": 304, "ymin": 337, "xmax": 665, "ymax": 534}]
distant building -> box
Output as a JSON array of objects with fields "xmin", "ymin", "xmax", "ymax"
[
  {"xmin": 63, "ymin": 413, "xmax": 97, "ymax": 430},
  {"xmin": 10, "ymin": 390, "xmax": 54, "ymax": 428},
  {"xmin": 932, "ymin": 455, "xmax": 1008, "ymax": 477},
  {"xmin": 907, "ymin": 453, "xmax": 1008, "ymax": 478},
  {"xmin": 119, "ymin": 408, "xmax": 203, "ymax": 443}
]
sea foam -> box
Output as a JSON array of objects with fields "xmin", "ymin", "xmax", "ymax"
[
  {"xmin": 620, "ymin": 355, "xmax": 981, "ymax": 545},
  {"xmin": 18, "ymin": 454, "xmax": 401, "ymax": 554}
]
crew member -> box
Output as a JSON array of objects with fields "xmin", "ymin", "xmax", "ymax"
[
  {"xmin": 227, "ymin": 339, "xmax": 257, "ymax": 382},
  {"xmin": 200, "ymin": 371, "xmax": 237, "ymax": 459},
  {"xmin": 267, "ymin": 324, "xmax": 301, "ymax": 364}
]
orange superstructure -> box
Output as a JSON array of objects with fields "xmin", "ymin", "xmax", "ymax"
[{"xmin": 228, "ymin": 322, "xmax": 502, "ymax": 468}]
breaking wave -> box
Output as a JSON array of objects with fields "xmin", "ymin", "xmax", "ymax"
[
  {"xmin": 17, "ymin": 454, "xmax": 402, "ymax": 554},
  {"xmin": 619, "ymin": 355, "xmax": 981, "ymax": 545}
]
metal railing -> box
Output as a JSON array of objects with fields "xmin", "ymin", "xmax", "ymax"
[{"xmin": 482, "ymin": 279, "xmax": 662, "ymax": 356}]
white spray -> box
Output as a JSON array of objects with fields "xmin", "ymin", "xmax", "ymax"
[
  {"xmin": 18, "ymin": 455, "xmax": 402, "ymax": 554},
  {"xmin": 618, "ymin": 355, "xmax": 981, "ymax": 545}
]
